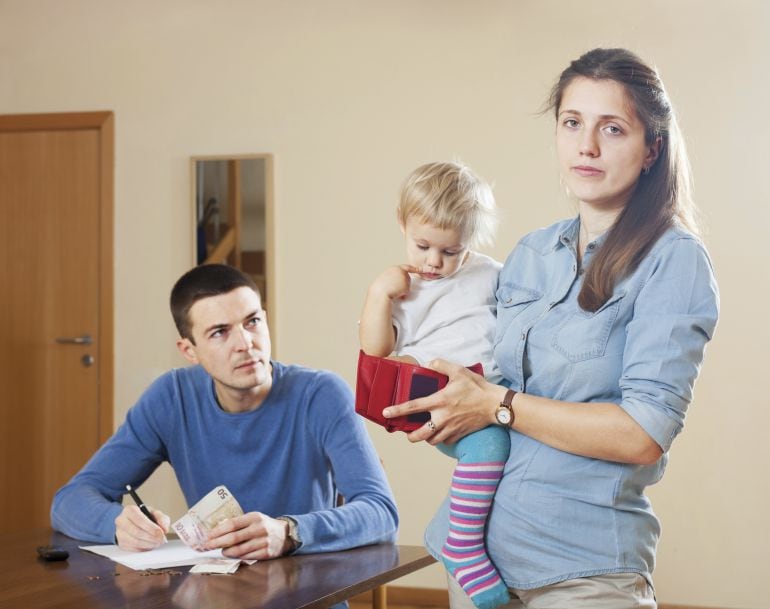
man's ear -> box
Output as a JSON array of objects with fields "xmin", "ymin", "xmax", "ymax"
[{"xmin": 176, "ymin": 337, "xmax": 198, "ymax": 364}]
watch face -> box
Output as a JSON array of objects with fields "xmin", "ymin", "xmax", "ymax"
[{"xmin": 496, "ymin": 407, "xmax": 512, "ymax": 425}]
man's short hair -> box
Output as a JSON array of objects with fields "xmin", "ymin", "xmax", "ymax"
[{"xmin": 170, "ymin": 264, "xmax": 260, "ymax": 342}]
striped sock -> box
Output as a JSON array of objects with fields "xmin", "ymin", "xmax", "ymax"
[{"xmin": 439, "ymin": 430, "xmax": 510, "ymax": 609}]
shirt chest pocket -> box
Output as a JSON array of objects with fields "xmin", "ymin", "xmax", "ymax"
[
  {"xmin": 551, "ymin": 291, "xmax": 626, "ymax": 362},
  {"xmin": 496, "ymin": 284, "xmax": 543, "ymax": 345}
]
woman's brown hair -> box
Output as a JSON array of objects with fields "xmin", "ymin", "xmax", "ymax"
[{"xmin": 547, "ymin": 48, "xmax": 698, "ymax": 312}]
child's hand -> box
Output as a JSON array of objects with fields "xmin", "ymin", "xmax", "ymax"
[
  {"xmin": 371, "ymin": 265, "xmax": 420, "ymax": 300},
  {"xmin": 361, "ymin": 265, "xmax": 419, "ymax": 356}
]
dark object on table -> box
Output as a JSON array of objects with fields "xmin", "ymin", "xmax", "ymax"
[{"xmin": 36, "ymin": 545, "xmax": 69, "ymax": 561}]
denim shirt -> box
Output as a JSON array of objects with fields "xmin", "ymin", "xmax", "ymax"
[{"xmin": 425, "ymin": 217, "xmax": 719, "ymax": 589}]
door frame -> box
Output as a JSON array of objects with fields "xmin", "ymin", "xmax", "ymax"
[{"xmin": 0, "ymin": 111, "xmax": 114, "ymax": 442}]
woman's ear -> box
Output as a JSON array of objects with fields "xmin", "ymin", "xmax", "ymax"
[{"xmin": 643, "ymin": 136, "xmax": 662, "ymax": 172}]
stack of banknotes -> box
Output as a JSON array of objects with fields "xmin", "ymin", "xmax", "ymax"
[
  {"xmin": 172, "ymin": 485, "xmax": 244, "ymax": 550},
  {"xmin": 172, "ymin": 485, "xmax": 253, "ymax": 574},
  {"xmin": 190, "ymin": 557, "xmax": 244, "ymax": 574}
]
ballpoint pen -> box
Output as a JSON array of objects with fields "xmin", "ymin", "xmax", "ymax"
[{"xmin": 125, "ymin": 484, "xmax": 168, "ymax": 543}]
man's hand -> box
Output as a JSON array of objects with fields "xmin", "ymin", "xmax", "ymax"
[
  {"xmin": 204, "ymin": 512, "xmax": 293, "ymax": 560},
  {"xmin": 115, "ymin": 505, "xmax": 170, "ymax": 552}
]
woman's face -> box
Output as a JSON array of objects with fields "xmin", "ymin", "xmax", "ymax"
[{"xmin": 556, "ymin": 76, "xmax": 659, "ymax": 213}]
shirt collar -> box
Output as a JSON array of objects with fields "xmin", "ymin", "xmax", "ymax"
[
  {"xmin": 557, "ymin": 216, "xmax": 611, "ymax": 251},
  {"xmin": 557, "ymin": 216, "xmax": 581, "ymax": 250}
]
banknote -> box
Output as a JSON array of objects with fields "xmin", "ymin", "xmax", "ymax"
[
  {"xmin": 172, "ymin": 485, "xmax": 244, "ymax": 550},
  {"xmin": 189, "ymin": 557, "xmax": 242, "ymax": 574}
]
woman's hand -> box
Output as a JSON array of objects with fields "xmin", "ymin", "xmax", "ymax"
[{"xmin": 383, "ymin": 359, "xmax": 509, "ymax": 445}]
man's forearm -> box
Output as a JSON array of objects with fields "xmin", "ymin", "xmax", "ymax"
[
  {"xmin": 51, "ymin": 483, "xmax": 124, "ymax": 543},
  {"xmin": 287, "ymin": 495, "xmax": 398, "ymax": 554}
]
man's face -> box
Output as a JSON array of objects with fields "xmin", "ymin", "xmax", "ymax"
[{"xmin": 176, "ymin": 286, "xmax": 272, "ymax": 411}]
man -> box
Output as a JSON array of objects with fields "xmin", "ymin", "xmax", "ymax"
[{"xmin": 51, "ymin": 264, "xmax": 398, "ymax": 559}]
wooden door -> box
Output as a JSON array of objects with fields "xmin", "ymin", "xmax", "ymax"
[{"xmin": 0, "ymin": 112, "xmax": 113, "ymax": 533}]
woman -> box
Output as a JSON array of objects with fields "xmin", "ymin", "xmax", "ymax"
[{"xmin": 382, "ymin": 48, "xmax": 719, "ymax": 608}]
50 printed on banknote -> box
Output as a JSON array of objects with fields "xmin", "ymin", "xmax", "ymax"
[{"xmin": 172, "ymin": 485, "xmax": 244, "ymax": 550}]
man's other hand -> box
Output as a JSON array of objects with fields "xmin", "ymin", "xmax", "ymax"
[{"xmin": 204, "ymin": 512, "xmax": 293, "ymax": 560}]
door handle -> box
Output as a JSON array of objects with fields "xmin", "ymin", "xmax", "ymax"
[{"xmin": 55, "ymin": 335, "xmax": 93, "ymax": 345}]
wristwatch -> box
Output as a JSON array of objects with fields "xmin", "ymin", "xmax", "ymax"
[
  {"xmin": 277, "ymin": 516, "xmax": 302, "ymax": 552},
  {"xmin": 494, "ymin": 388, "xmax": 517, "ymax": 427}
]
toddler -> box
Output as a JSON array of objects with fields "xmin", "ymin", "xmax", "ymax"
[{"xmin": 359, "ymin": 161, "xmax": 510, "ymax": 609}]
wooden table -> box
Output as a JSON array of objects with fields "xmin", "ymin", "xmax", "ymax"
[{"xmin": 0, "ymin": 530, "xmax": 436, "ymax": 609}]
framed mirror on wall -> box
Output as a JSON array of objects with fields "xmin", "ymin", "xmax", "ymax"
[{"xmin": 192, "ymin": 153, "xmax": 276, "ymax": 351}]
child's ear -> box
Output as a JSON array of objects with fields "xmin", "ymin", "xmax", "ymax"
[{"xmin": 397, "ymin": 215, "xmax": 406, "ymax": 235}]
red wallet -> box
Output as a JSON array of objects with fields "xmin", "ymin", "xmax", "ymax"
[{"xmin": 354, "ymin": 350, "xmax": 483, "ymax": 433}]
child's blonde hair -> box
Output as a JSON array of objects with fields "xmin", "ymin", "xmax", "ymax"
[{"xmin": 397, "ymin": 161, "xmax": 497, "ymax": 249}]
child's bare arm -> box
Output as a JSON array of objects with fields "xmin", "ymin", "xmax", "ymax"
[
  {"xmin": 359, "ymin": 265, "xmax": 417, "ymax": 357},
  {"xmin": 388, "ymin": 354, "xmax": 419, "ymax": 364}
]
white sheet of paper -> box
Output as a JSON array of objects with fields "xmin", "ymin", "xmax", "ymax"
[{"xmin": 80, "ymin": 540, "xmax": 224, "ymax": 570}]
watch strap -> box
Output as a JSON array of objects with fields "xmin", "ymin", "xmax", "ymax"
[
  {"xmin": 497, "ymin": 388, "xmax": 516, "ymax": 427},
  {"xmin": 277, "ymin": 516, "xmax": 302, "ymax": 553}
]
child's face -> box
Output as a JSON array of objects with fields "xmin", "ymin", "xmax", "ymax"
[{"xmin": 401, "ymin": 216, "xmax": 469, "ymax": 281}]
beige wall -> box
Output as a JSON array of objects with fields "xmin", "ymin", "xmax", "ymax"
[{"xmin": 1, "ymin": 1, "xmax": 767, "ymax": 607}]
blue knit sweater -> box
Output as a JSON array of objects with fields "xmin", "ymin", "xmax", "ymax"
[{"xmin": 51, "ymin": 361, "xmax": 398, "ymax": 553}]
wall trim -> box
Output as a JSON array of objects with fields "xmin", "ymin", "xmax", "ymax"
[
  {"xmin": 351, "ymin": 586, "xmax": 737, "ymax": 609},
  {"xmin": 351, "ymin": 586, "xmax": 447, "ymax": 607}
]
